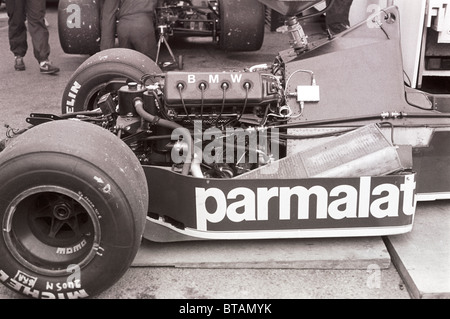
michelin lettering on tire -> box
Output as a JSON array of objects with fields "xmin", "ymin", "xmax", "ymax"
[
  {"xmin": 0, "ymin": 268, "xmax": 89, "ymax": 299},
  {"xmin": 65, "ymin": 81, "xmax": 82, "ymax": 113}
]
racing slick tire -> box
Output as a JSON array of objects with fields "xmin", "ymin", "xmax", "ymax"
[
  {"xmin": 58, "ymin": 0, "xmax": 102, "ymax": 55},
  {"xmin": 219, "ymin": 0, "xmax": 265, "ymax": 51},
  {"xmin": 61, "ymin": 48, "xmax": 162, "ymax": 113},
  {"xmin": 0, "ymin": 120, "xmax": 148, "ymax": 299}
]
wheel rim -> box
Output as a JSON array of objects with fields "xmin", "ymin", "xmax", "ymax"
[
  {"xmin": 83, "ymin": 82, "xmax": 106, "ymax": 111},
  {"xmin": 3, "ymin": 186, "xmax": 102, "ymax": 277},
  {"xmin": 82, "ymin": 79, "xmax": 131, "ymax": 111}
]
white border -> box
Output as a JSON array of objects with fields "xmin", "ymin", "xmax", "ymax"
[
  {"xmin": 146, "ymin": 216, "xmax": 413, "ymax": 241},
  {"xmin": 417, "ymin": 192, "xmax": 450, "ymax": 201}
]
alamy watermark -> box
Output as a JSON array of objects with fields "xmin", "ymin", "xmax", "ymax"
[
  {"xmin": 66, "ymin": 4, "xmax": 81, "ymax": 29},
  {"xmin": 366, "ymin": 264, "xmax": 382, "ymax": 289},
  {"xmin": 170, "ymin": 121, "xmax": 280, "ymax": 169}
]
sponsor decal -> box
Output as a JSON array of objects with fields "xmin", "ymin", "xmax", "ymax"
[
  {"xmin": 195, "ymin": 175, "xmax": 416, "ymax": 232},
  {"xmin": 184, "ymin": 73, "xmax": 243, "ymax": 85},
  {"xmin": 56, "ymin": 239, "xmax": 87, "ymax": 255}
]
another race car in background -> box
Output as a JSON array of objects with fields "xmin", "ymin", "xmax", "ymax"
[{"xmin": 57, "ymin": 0, "xmax": 266, "ymax": 58}]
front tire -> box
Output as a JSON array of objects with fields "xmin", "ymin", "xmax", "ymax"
[{"xmin": 0, "ymin": 120, "xmax": 148, "ymax": 299}]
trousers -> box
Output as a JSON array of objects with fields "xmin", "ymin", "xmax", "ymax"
[
  {"xmin": 326, "ymin": 0, "xmax": 354, "ymax": 26},
  {"xmin": 6, "ymin": 0, "xmax": 50, "ymax": 62},
  {"xmin": 117, "ymin": 13, "xmax": 157, "ymax": 60}
]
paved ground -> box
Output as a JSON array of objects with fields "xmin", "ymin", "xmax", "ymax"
[{"xmin": 0, "ymin": 3, "xmax": 419, "ymax": 300}]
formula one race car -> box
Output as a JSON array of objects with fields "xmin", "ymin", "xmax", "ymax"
[
  {"xmin": 0, "ymin": 0, "xmax": 449, "ymax": 299},
  {"xmin": 57, "ymin": 0, "xmax": 266, "ymax": 57}
]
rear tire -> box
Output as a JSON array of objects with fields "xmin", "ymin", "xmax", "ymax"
[
  {"xmin": 58, "ymin": 0, "xmax": 102, "ymax": 55},
  {"xmin": 0, "ymin": 120, "xmax": 148, "ymax": 299},
  {"xmin": 219, "ymin": 0, "xmax": 265, "ymax": 51},
  {"xmin": 61, "ymin": 48, "xmax": 162, "ymax": 113}
]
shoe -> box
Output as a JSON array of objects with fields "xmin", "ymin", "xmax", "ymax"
[
  {"xmin": 39, "ymin": 60, "xmax": 60, "ymax": 74},
  {"xmin": 14, "ymin": 56, "xmax": 25, "ymax": 71},
  {"xmin": 326, "ymin": 23, "xmax": 350, "ymax": 36}
]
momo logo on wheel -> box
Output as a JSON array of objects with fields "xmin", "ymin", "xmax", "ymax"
[{"xmin": 195, "ymin": 175, "xmax": 416, "ymax": 232}]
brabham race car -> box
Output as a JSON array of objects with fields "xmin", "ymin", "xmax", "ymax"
[
  {"xmin": 0, "ymin": 0, "xmax": 449, "ymax": 299},
  {"xmin": 57, "ymin": 0, "xmax": 266, "ymax": 64}
]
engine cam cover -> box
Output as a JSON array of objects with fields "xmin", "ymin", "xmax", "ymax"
[{"xmin": 164, "ymin": 71, "xmax": 275, "ymax": 108}]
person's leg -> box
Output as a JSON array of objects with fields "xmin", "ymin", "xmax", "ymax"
[
  {"xmin": 117, "ymin": 17, "xmax": 135, "ymax": 50},
  {"xmin": 132, "ymin": 15, "xmax": 157, "ymax": 60},
  {"xmin": 25, "ymin": 0, "xmax": 50, "ymax": 63},
  {"xmin": 118, "ymin": 14, "xmax": 157, "ymax": 60},
  {"xmin": 6, "ymin": 0, "xmax": 27, "ymax": 70},
  {"xmin": 25, "ymin": 0, "xmax": 59, "ymax": 74}
]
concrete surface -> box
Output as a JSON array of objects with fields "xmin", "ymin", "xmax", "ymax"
[
  {"xmin": 0, "ymin": 4, "xmax": 447, "ymax": 300},
  {"xmin": 133, "ymin": 237, "xmax": 391, "ymax": 270},
  {"xmin": 385, "ymin": 201, "xmax": 450, "ymax": 299}
]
